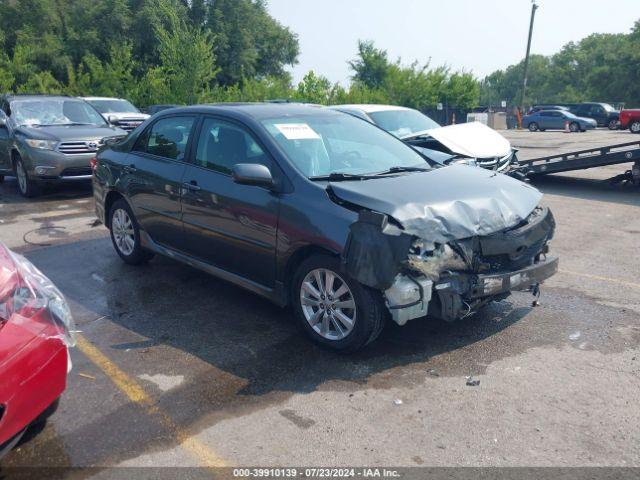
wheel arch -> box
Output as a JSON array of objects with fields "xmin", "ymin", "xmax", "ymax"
[
  {"xmin": 282, "ymin": 244, "xmax": 341, "ymax": 303},
  {"xmin": 104, "ymin": 190, "xmax": 128, "ymax": 228},
  {"xmin": 11, "ymin": 147, "xmax": 22, "ymax": 165}
]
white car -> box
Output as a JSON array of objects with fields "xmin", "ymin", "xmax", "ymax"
[
  {"xmin": 81, "ymin": 97, "xmax": 149, "ymax": 133},
  {"xmin": 329, "ymin": 104, "xmax": 517, "ymax": 172}
]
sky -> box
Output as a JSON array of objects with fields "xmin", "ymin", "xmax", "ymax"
[{"xmin": 266, "ymin": 0, "xmax": 640, "ymax": 85}]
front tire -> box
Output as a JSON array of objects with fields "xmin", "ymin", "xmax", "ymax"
[
  {"xmin": 292, "ymin": 255, "xmax": 386, "ymax": 352},
  {"xmin": 109, "ymin": 199, "xmax": 154, "ymax": 265},
  {"xmin": 569, "ymin": 122, "xmax": 580, "ymax": 133},
  {"xmin": 630, "ymin": 121, "xmax": 640, "ymax": 134},
  {"xmin": 13, "ymin": 155, "xmax": 40, "ymax": 198}
]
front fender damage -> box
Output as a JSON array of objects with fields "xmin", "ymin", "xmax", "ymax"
[{"xmin": 342, "ymin": 207, "xmax": 557, "ymax": 326}]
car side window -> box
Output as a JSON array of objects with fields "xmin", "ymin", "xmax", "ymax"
[
  {"xmin": 135, "ymin": 116, "xmax": 195, "ymax": 161},
  {"xmin": 194, "ymin": 118, "xmax": 269, "ymax": 174}
]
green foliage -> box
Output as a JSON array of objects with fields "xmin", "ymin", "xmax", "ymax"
[
  {"xmin": 0, "ymin": 0, "xmax": 298, "ymax": 105},
  {"xmin": 152, "ymin": 0, "xmax": 217, "ymax": 104},
  {"xmin": 480, "ymin": 22, "xmax": 640, "ymax": 106},
  {"xmin": 349, "ymin": 40, "xmax": 391, "ymax": 89},
  {"xmin": 206, "ymin": 0, "xmax": 299, "ymax": 85}
]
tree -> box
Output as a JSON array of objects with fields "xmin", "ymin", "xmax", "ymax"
[
  {"xmin": 207, "ymin": 0, "xmax": 299, "ymax": 85},
  {"xmin": 480, "ymin": 21, "xmax": 640, "ymax": 107},
  {"xmin": 295, "ymin": 71, "xmax": 334, "ymax": 104},
  {"xmin": 349, "ymin": 40, "xmax": 391, "ymax": 89},
  {"xmin": 151, "ymin": 0, "xmax": 217, "ymax": 104}
]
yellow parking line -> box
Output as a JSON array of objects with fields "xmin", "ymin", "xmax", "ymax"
[
  {"xmin": 76, "ymin": 334, "xmax": 228, "ymax": 467},
  {"xmin": 559, "ymin": 269, "xmax": 640, "ymax": 290}
]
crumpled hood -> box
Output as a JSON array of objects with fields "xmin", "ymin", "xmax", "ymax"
[
  {"xmin": 411, "ymin": 121, "xmax": 512, "ymax": 159},
  {"xmin": 329, "ymin": 164, "xmax": 542, "ymax": 245}
]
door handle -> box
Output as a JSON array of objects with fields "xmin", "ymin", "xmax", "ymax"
[
  {"xmin": 123, "ymin": 164, "xmax": 137, "ymax": 173},
  {"xmin": 183, "ymin": 180, "xmax": 201, "ymax": 191}
]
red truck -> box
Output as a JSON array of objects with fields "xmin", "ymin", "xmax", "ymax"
[{"xmin": 619, "ymin": 109, "xmax": 640, "ymax": 133}]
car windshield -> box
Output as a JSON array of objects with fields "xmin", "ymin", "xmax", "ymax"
[
  {"xmin": 602, "ymin": 103, "xmax": 616, "ymax": 112},
  {"xmin": 368, "ymin": 109, "xmax": 440, "ymax": 138},
  {"xmin": 12, "ymin": 99, "xmax": 107, "ymax": 127},
  {"xmin": 88, "ymin": 99, "xmax": 139, "ymax": 114},
  {"xmin": 261, "ymin": 113, "xmax": 428, "ymax": 179}
]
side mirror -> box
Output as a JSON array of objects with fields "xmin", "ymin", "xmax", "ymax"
[
  {"xmin": 231, "ymin": 163, "xmax": 274, "ymax": 189},
  {"xmin": 0, "ymin": 116, "xmax": 6, "ymax": 128},
  {"xmin": 107, "ymin": 115, "xmax": 118, "ymax": 124}
]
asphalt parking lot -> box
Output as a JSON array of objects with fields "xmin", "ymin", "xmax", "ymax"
[{"xmin": 1, "ymin": 128, "xmax": 639, "ymax": 469}]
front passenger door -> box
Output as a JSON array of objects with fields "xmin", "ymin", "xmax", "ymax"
[{"xmin": 181, "ymin": 117, "xmax": 279, "ymax": 287}]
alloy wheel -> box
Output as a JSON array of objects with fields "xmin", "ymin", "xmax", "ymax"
[
  {"xmin": 631, "ymin": 122, "xmax": 640, "ymax": 133},
  {"xmin": 16, "ymin": 160, "xmax": 27, "ymax": 194},
  {"xmin": 300, "ymin": 268, "xmax": 356, "ymax": 341},
  {"xmin": 111, "ymin": 208, "xmax": 135, "ymax": 256}
]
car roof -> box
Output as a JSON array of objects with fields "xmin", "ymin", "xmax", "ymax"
[
  {"xmin": 2, "ymin": 94, "xmax": 75, "ymax": 102},
  {"xmin": 159, "ymin": 102, "xmax": 335, "ymax": 120},
  {"xmin": 82, "ymin": 96, "xmax": 126, "ymax": 101},
  {"xmin": 330, "ymin": 104, "xmax": 411, "ymax": 113}
]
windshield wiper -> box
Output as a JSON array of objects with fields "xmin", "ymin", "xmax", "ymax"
[
  {"xmin": 309, "ymin": 172, "xmax": 378, "ymax": 181},
  {"xmin": 374, "ymin": 166, "xmax": 430, "ymax": 175},
  {"xmin": 310, "ymin": 166, "xmax": 429, "ymax": 182}
]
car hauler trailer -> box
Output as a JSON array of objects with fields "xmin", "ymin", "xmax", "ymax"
[{"xmin": 517, "ymin": 140, "xmax": 640, "ymax": 185}]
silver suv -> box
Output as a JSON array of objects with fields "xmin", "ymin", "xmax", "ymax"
[
  {"xmin": 81, "ymin": 97, "xmax": 149, "ymax": 132},
  {"xmin": 0, "ymin": 95, "xmax": 127, "ymax": 197}
]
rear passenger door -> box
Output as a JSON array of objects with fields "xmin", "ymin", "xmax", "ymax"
[
  {"xmin": 180, "ymin": 117, "xmax": 279, "ymax": 287},
  {"xmin": 124, "ymin": 115, "xmax": 196, "ymax": 250}
]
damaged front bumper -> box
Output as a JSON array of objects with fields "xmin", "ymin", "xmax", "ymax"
[
  {"xmin": 431, "ymin": 255, "xmax": 558, "ymax": 322},
  {"xmin": 342, "ymin": 206, "xmax": 557, "ymax": 326},
  {"xmin": 466, "ymin": 255, "xmax": 558, "ymax": 299}
]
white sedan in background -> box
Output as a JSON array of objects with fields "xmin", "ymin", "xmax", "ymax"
[{"xmin": 329, "ymin": 104, "xmax": 517, "ymax": 173}]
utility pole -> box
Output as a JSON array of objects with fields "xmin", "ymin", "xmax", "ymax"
[{"xmin": 518, "ymin": 0, "xmax": 539, "ymax": 127}]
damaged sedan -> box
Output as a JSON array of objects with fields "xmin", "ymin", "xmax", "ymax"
[
  {"xmin": 329, "ymin": 104, "xmax": 519, "ymax": 173},
  {"xmin": 93, "ymin": 104, "xmax": 557, "ymax": 352}
]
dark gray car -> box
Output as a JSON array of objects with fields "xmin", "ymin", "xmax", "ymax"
[
  {"xmin": 93, "ymin": 104, "xmax": 558, "ymax": 352},
  {"xmin": 0, "ymin": 95, "xmax": 127, "ymax": 197}
]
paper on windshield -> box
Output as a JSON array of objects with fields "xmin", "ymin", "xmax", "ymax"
[{"xmin": 274, "ymin": 123, "xmax": 320, "ymax": 140}]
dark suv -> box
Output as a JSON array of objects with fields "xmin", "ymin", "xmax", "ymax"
[
  {"xmin": 0, "ymin": 95, "xmax": 127, "ymax": 197},
  {"xmin": 570, "ymin": 102, "xmax": 620, "ymax": 130},
  {"xmin": 93, "ymin": 104, "xmax": 558, "ymax": 351}
]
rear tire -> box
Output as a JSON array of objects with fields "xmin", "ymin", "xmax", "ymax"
[
  {"xmin": 13, "ymin": 155, "xmax": 40, "ymax": 198},
  {"xmin": 528, "ymin": 122, "xmax": 539, "ymax": 132},
  {"xmin": 292, "ymin": 254, "xmax": 386, "ymax": 352},
  {"xmin": 630, "ymin": 121, "xmax": 640, "ymax": 134},
  {"xmin": 608, "ymin": 119, "xmax": 619, "ymax": 130},
  {"xmin": 109, "ymin": 198, "xmax": 154, "ymax": 265}
]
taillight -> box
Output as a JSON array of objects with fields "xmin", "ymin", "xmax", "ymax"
[
  {"xmin": 0, "ymin": 244, "xmax": 76, "ymax": 346},
  {"xmin": 90, "ymin": 156, "xmax": 97, "ymax": 172}
]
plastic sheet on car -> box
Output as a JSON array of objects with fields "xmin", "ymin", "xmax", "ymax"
[{"xmin": 0, "ymin": 243, "xmax": 76, "ymax": 347}]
